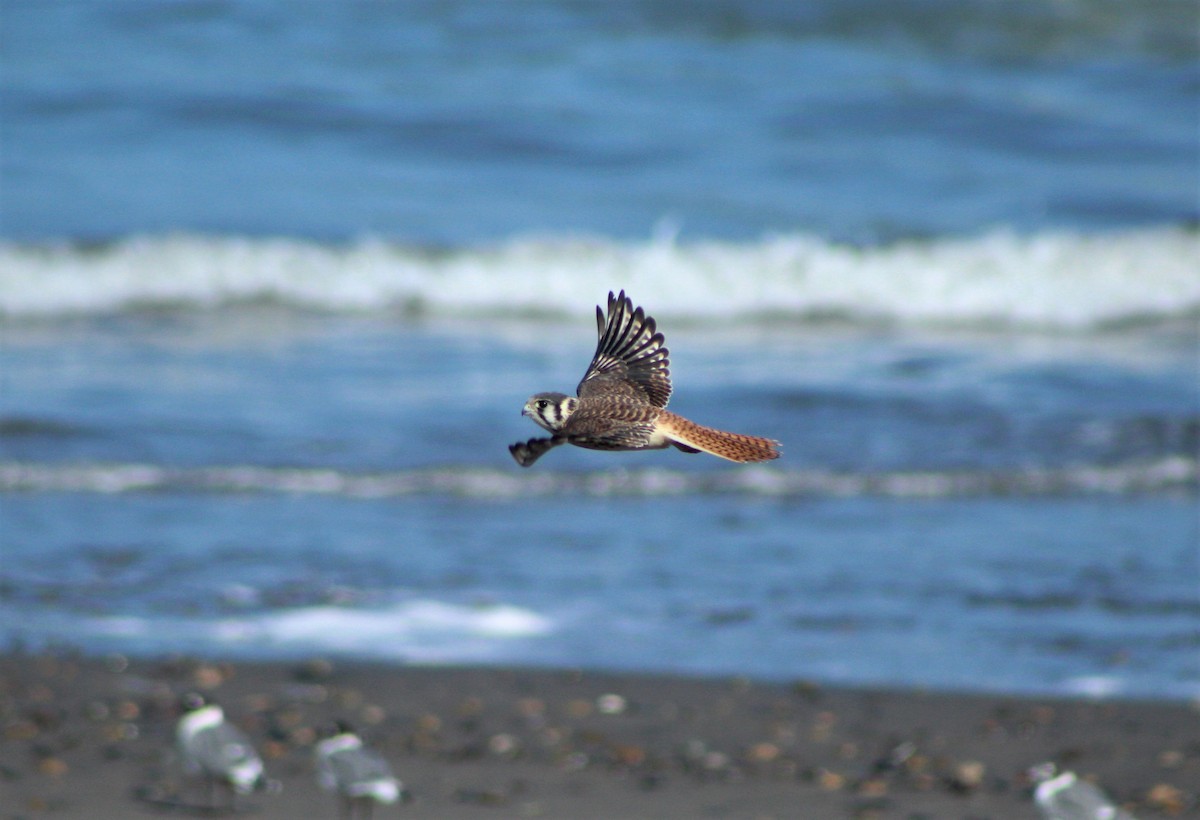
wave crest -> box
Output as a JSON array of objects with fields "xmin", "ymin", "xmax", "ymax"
[
  {"xmin": 2, "ymin": 228, "xmax": 1197, "ymax": 329},
  {"xmin": 2, "ymin": 459, "xmax": 1194, "ymax": 499}
]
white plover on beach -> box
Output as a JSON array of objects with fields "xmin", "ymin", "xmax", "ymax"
[
  {"xmin": 1029, "ymin": 762, "xmax": 1138, "ymax": 820},
  {"xmin": 315, "ymin": 721, "xmax": 404, "ymax": 820},
  {"xmin": 176, "ymin": 692, "xmax": 265, "ymax": 811}
]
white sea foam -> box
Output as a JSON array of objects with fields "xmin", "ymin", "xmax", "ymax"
[
  {"xmin": 2, "ymin": 228, "xmax": 1197, "ymax": 328},
  {"xmin": 1, "ymin": 459, "xmax": 1194, "ymax": 499},
  {"xmin": 226, "ymin": 599, "xmax": 553, "ymax": 661},
  {"xmin": 1061, "ymin": 675, "xmax": 1126, "ymax": 699},
  {"xmin": 59, "ymin": 599, "xmax": 554, "ymax": 663}
]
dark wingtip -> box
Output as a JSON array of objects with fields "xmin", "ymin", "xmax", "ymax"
[
  {"xmin": 611, "ymin": 290, "xmax": 636, "ymax": 315},
  {"xmin": 508, "ymin": 441, "xmax": 535, "ymax": 468}
]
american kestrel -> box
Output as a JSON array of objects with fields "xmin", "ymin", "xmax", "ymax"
[{"xmin": 509, "ymin": 291, "xmax": 781, "ymax": 467}]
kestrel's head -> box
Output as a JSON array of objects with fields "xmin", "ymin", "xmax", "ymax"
[{"xmin": 522, "ymin": 392, "xmax": 578, "ymax": 432}]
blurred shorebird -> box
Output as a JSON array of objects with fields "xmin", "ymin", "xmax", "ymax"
[
  {"xmin": 315, "ymin": 722, "xmax": 404, "ymax": 820},
  {"xmin": 176, "ymin": 692, "xmax": 265, "ymax": 811},
  {"xmin": 509, "ymin": 290, "xmax": 780, "ymax": 466},
  {"xmin": 1029, "ymin": 762, "xmax": 1139, "ymax": 820}
]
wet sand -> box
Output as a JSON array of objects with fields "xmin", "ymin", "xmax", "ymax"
[{"xmin": 1, "ymin": 652, "xmax": 1196, "ymax": 819}]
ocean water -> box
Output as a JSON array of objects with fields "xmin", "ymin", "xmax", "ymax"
[{"xmin": 1, "ymin": 1, "xmax": 1198, "ymax": 700}]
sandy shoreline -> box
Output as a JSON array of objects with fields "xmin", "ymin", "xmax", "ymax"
[{"xmin": 1, "ymin": 652, "xmax": 1195, "ymax": 819}]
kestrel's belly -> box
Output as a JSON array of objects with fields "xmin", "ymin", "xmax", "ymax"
[
  {"xmin": 563, "ymin": 414, "xmax": 668, "ymax": 451},
  {"xmin": 569, "ymin": 426, "xmax": 669, "ymax": 451},
  {"xmin": 559, "ymin": 399, "xmax": 670, "ymax": 451}
]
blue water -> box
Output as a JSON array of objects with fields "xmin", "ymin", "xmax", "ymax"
[
  {"xmin": 1, "ymin": 0, "xmax": 1198, "ymax": 700},
  {"xmin": 3, "ymin": 1, "xmax": 1197, "ymax": 243}
]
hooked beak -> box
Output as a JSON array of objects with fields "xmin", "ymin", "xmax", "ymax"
[{"xmin": 520, "ymin": 406, "xmax": 530, "ymax": 417}]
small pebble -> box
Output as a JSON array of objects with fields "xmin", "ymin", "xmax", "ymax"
[
  {"xmin": 102, "ymin": 722, "xmax": 138, "ymax": 742},
  {"xmin": 1158, "ymin": 750, "xmax": 1183, "ymax": 768},
  {"xmin": 5, "ymin": 720, "xmax": 38, "ymax": 741},
  {"xmin": 360, "ymin": 703, "xmax": 386, "ymax": 725},
  {"xmin": 489, "ymin": 733, "xmax": 518, "ymax": 756},
  {"xmin": 950, "ymin": 760, "xmax": 985, "ymax": 792},
  {"xmin": 1145, "ymin": 782, "xmax": 1186, "ymax": 814},
  {"xmin": 817, "ymin": 768, "xmax": 846, "ymax": 791},
  {"xmin": 747, "ymin": 742, "xmax": 780, "ymax": 764},
  {"xmin": 702, "ymin": 751, "xmax": 731, "ymax": 772},
  {"xmin": 538, "ymin": 727, "xmax": 563, "ymax": 747},
  {"xmin": 612, "ymin": 744, "xmax": 645, "ymax": 766},
  {"xmin": 192, "ymin": 664, "xmax": 224, "ymax": 690},
  {"xmin": 37, "ymin": 757, "xmax": 68, "ymax": 777},
  {"xmin": 244, "ymin": 693, "xmax": 273, "ymax": 712},
  {"xmin": 415, "ymin": 713, "xmax": 442, "ymax": 733},
  {"xmin": 770, "ymin": 722, "xmax": 797, "ymax": 744},
  {"xmin": 596, "ymin": 693, "xmax": 626, "ymax": 715},
  {"xmin": 811, "ymin": 710, "xmax": 837, "ymax": 741},
  {"xmin": 858, "ymin": 778, "xmax": 889, "ymax": 797},
  {"xmin": 273, "ymin": 706, "xmax": 303, "ymax": 729}
]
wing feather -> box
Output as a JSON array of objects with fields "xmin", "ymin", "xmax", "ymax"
[{"xmin": 576, "ymin": 290, "xmax": 672, "ymax": 408}]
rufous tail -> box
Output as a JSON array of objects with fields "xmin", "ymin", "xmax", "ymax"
[{"xmin": 658, "ymin": 411, "xmax": 780, "ymax": 463}]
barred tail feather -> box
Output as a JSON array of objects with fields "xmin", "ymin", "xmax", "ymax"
[{"xmin": 658, "ymin": 412, "xmax": 780, "ymax": 463}]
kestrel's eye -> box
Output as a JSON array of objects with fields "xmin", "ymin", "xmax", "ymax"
[{"xmin": 536, "ymin": 400, "xmax": 549, "ymax": 409}]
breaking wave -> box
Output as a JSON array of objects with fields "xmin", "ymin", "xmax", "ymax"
[
  {"xmin": 2, "ymin": 227, "xmax": 1197, "ymax": 329},
  {"xmin": 8, "ymin": 599, "xmax": 554, "ymax": 664},
  {"xmin": 2, "ymin": 458, "xmax": 1194, "ymax": 499}
]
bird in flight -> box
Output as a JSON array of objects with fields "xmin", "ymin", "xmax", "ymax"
[{"xmin": 510, "ymin": 290, "xmax": 780, "ymax": 467}]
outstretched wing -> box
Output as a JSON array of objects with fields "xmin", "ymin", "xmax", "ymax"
[{"xmin": 576, "ymin": 290, "xmax": 672, "ymax": 408}]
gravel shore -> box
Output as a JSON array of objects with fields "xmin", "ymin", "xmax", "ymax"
[{"xmin": 2, "ymin": 652, "xmax": 1196, "ymax": 819}]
